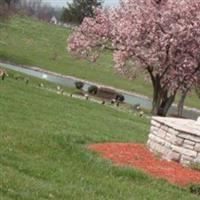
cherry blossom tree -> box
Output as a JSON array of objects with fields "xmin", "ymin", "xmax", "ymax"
[{"xmin": 68, "ymin": 0, "xmax": 200, "ymax": 116}]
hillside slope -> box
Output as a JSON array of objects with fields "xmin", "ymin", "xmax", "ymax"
[
  {"xmin": 1, "ymin": 76, "xmax": 199, "ymax": 199},
  {"xmin": 0, "ymin": 17, "xmax": 150, "ymax": 94},
  {"xmin": 0, "ymin": 16, "xmax": 199, "ymax": 109}
]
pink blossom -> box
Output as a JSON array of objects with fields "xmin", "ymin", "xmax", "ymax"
[{"xmin": 68, "ymin": 0, "xmax": 200, "ymax": 115}]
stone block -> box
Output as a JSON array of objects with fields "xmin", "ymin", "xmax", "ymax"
[
  {"xmin": 158, "ymin": 128, "xmax": 167, "ymax": 138},
  {"xmin": 164, "ymin": 141, "xmax": 172, "ymax": 149},
  {"xmin": 194, "ymin": 154, "xmax": 200, "ymax": 163},
  {"xmin": 194, "ymin": 143, "xmax": 200, "ymax": 152},
  {"xmin": 184, "ymin": 140, "xmax": 195, "ymax": 146},
  {"xmin": 174, "ymin": 137, "xmax": 184, "ymax": 146},
  {"xmin": 178, "ymin": 133, "xmax": 200, "ymax": 143},
  {"xmin": 150, "ymin": 134, "xmax": 165, "ymax": 145},
  {"xmin": 160, "ymin": 125, "xmax": 169, "ymax": 132},
  {"xmin": 165, "ymin": 133, "xmax": 176, "ymax": 142},
  {"xmin": 153, "ymin": 143, "xmax": 163, "ymax": 152},
  {"xmin": 147, "ymin": 139, "xmax": 151, "ymax": 147},
  {"xmin": 150, "ymin": 126, "xmax": 159, "ymax": 133},
  {"xmin": 148, "ymin": 138, "xmax": 154, "ymax": 146},
  {"xmin": 182, "ymin": 149, "xmax": 197, "ymax": 158},
  {"xmin": 165, "ymin": 151, "xmax": 181, "ymax": 162},
  {"xmin": 182, "ymin": 143, "xmax": 194, "ymax": 150},
  {"xmin": 171, "ymin": 145, "xmax": 184, "ymax": 154},
  {"xmin": 171, "ymin": 145, "xmax": 197, "ymax": 157},
  {"xmin": 168, "ymin": 128, "xmax": 179, "ymax": 135},
  {"xmin": 181, "ymin": 155, "xmax": 194, "ymax": 165},
  {"xmin": 148, "ymin": 134, "xmax": 156, "ymax": 142},
  {"xmin": 151, "ymin": 120, "xmax": 159, "ymax": 127},
  {"xmin": 148, "ymin": 140, "xmax": 158, "ymax": 151},
  {"xmin": 151, "ymin": 120, "xmax": 161, "ymax": 128},
  {"xmin": 159, "ymin": 145, "xmax": 170, "ymax": 154}
]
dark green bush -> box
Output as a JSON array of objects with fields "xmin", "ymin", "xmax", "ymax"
[
  {"xmin": 116, "ymin": 94, "xmax": 125, "ymax": 102},
  {"xmin": 88, "ymin": 85, "xmax": 98, "ymax": 95},
  {"xmin": 75, "ymin": 81, "xmax": 84, "ymax": 90},
  {"xmin": 189, "ymin": 184, "xmax": 200, "ymax": 196}
]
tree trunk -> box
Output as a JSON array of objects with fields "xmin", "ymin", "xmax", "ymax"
[
  {"xmin": 151, "ymin": 76, "xmax": 161, "ymax": 115},
  {"xmin": 151, "ymin": 78, "xmax": 176, "ymax": 116},
  {"xmin": 157, "ymin": 94, "xmax": 176, "ymax": 116},
  {"xmin": 5, "ymin": 0, "xmax": 11, "ymax": 8},
  {"xmin": 177, "ymin": 91, "xmax": 188, "ymax": 117}
]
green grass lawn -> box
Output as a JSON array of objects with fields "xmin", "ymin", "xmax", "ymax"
[
  {"xmin": 0, "ymin": 17, "xmax": 145, "ymax": 93},
  {"xmin": 0, "ymin": 76, "xmax": 200, "ymax": 199},
  {"xmin": 0, "ymin": 16, "xmax": 200, "ymax": 110}
]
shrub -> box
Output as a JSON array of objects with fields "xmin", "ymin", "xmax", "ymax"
[
  {"xmin": 189, "ymin": 184, "xmax": 200, "ymax": 196},
  {"xmin": 88, "ymin": 85, "xmax": 98, "ymax": 95},
  {"xmin": 116, "ymin": 94, "xmax": 125, "ymax": 102},
  {"xmin": 75, "ymin": 81, "xmax": 84, "ymax": 90}
]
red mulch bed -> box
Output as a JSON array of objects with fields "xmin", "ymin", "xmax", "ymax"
[{"xmin": 89, "ymin": 143, "xmax": 200, "ymax": 186}]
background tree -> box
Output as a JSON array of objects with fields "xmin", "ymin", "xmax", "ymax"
[
  {"xmin": 0, "ymin": 5, "xmax": 8, "ymax": 20},
  {"xmin": 0, "ymin": 0, "xmax": 19, "ymax": 20},
  {"xmin": 61, "ymin": 0, "xmax": 103, "ymax": 24},
  {"xmin": 0, "ymin": 0, "xmax": 19, "ymax": 8},
  {"xmin": 0, "ymin": 0, "xmax": 60, "ymax": 23},
  {"xmin": 17, "ymin": 0, "xmax": 60, "ymax": 22},
  {"xmin": 68, "ymin": 0, "xmax": 200, "ymax": 116}
]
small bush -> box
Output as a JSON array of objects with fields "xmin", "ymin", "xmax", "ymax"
[
  {"xmin": 88, "ymin": 85, "xmax": 98, "ymax": 95},
  {"xmin": 189, "ymin": 184, "xmax": 200, "ymax": 196},
  {"xmin": 116, "ymin": 94, "xmax": 125, "ymax": 102},
  {"xmin": 75, "ymin": 81, "xmax": 84, "ymax": 90}
]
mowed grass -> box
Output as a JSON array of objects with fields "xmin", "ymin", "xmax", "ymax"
[
  {"xmin": 0, "ymin": 77, "xmax": 199, "ymax": 200},
  {"xmin": 0, "ymin": 16, "xmax": 199, "ymax": 109}
]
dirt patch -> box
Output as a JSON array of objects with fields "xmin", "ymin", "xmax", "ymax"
[{"xmin": 89, "ymin": 143, "xmax": 200, "ymax": 186}]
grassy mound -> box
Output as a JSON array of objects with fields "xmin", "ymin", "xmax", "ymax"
[{"xmin": 0, "ymin": 75, "xmax": 199, "ymax": 199}]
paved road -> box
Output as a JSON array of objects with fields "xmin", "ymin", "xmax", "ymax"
[{"xmin": 1, "ymin": 61, "xmax": 200, "ymax": 120}]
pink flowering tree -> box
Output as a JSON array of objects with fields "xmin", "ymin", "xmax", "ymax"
[{"xmin": 68, "ymin": 0, "xmax": 200, "ymax": 116}]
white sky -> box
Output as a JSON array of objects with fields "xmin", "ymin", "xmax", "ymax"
[{"xmin": 42, "ymin": 0, "xmax": 119, "ymax": 7}]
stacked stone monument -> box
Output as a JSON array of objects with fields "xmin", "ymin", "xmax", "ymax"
[{"xmin": 147, "ymin": 117, "xmax": 200, "ymax": 165}]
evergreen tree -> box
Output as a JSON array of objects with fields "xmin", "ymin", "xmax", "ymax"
[{"xmin": 61, "ymin": 0, "xmax": 103, "ymax": 24}]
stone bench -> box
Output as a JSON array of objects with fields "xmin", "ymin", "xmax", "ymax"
[{"xmin": 147, "ymin": 116, "xmax": 200, "ymax": 165}]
